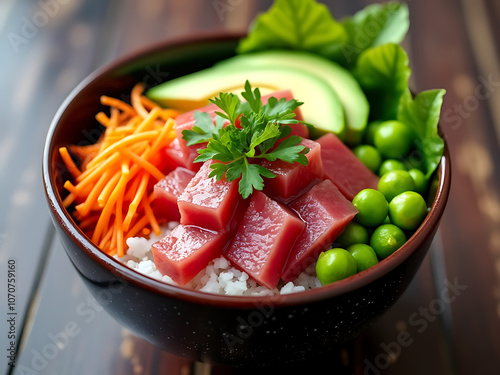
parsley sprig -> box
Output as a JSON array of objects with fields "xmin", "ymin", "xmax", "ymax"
[{"xmin": 182, "ymin": 81, "xmax": 309, "ymax": 199}]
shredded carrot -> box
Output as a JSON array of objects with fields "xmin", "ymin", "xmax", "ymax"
[
  {"xmin": 95, "ymin": 112, "xmax": 111, "ymax": 127},
  {"xmin": 131, "ymin": 83, "xmax": 149, "ymax": 119},
  {"xmin": 100, "ymin": 95, "xmax": 135, "ymax": 117},
  {"xmin": 69, "ymin": 143, "xmax": 101, "ymax": 158},
  {"xmin": 59, "ymin": 147, "xmax": 81, "ymax": 179},
  {"xmin": 140, "ymin": 95, "xmax": 161, "ymax": 111},
  {"xmin": 119, "ymin": 148, "xmax": 165, "ymax": 181},
  {"xmin": 60, "ymin": 84, "xmax": 180, "ymax": 255}
]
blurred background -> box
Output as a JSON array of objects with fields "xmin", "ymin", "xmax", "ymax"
[{"xmin": 0, "ymin": 0, "xmax": 499, "ymax": 374}]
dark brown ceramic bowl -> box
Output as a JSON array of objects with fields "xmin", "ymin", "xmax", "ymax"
[{"xmin": 42, "ymin": 32, "xmax": 451, "ymax": 367}]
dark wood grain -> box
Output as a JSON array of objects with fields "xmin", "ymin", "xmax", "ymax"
[{"xmin": 2, "ymin": 0, "xmax": 500, "ymax": 374}]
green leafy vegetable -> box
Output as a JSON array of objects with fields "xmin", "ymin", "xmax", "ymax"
[
  {"xmin": 335, "ymin": 3, "xmax": 409, "ymax": 68},
  {"xmin": 237, "ymin": 0, "xmax": 408, "ymax": 70},
  {"xmin": 182, "ymin": 112, "xmax": 225, "ymax": 146},
  {"xmin": 182, "ymin": 81, "xmax": 309, "ymax": 199},
  {"xmin": 237, "ymin": 0, "xmax": 346, "ymax": 57},
  {"xmin": 353, "ymin": 43, "xmax": 411, "ymax": 121},
  {"xmin": 398, "ymin": 89, "xmax": 446, "ymax": 178}
]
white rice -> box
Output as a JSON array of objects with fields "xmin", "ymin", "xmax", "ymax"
[{"xmin": 115, "ymin": 223, "xmax": 321, "ymax": 296}]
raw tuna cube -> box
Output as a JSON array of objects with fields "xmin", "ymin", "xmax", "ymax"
[
  {"xmin": 261, "ymin": 138, "xmax": 323, "ymax": 203},
  {"xmin": 225, "ymin": 191, "xmax": 304, "ymax": 289},
  {"xmin": 153, "ymin": 167, "xmax": 195, "ymax": 222},
  {"xmin": 151, "ymin": 224, "xmax": 230, "ymax": 286},
  {"xmin": 159, "ymin": 138, "xmax": 189, "ymax": 172},
  {"xmin": 178, "ymin": 160, "xmax": 244, "ymax": 231},
  {"xmin": 317, "ymin": 133, "xmax": 379, "ymax": 200},
  {"xmin": 282, "ymin": 180, "xmax": 358, "ymax": 282}
]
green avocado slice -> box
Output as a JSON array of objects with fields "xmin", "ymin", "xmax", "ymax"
[
  {"xmin": 215, "ymin": 51, "xmax": 369, "ymax": 145},
  {"xmin": 147, "ymin": 64, "xmax": 345, "ymax": 139}
]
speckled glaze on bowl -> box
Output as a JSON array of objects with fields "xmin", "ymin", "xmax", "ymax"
[{"xmin": 42, "ymin": 32, "xmax": 451, "ymax": 366}]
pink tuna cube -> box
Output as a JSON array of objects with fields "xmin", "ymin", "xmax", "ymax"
[
  {"xmin": 162, "ymin": 138, "xmax": 187, "ymax": 170},
  {"xmin": 151, "ymin": 224, "xmax": 230, "ymax": 286},
  {"xmin": 225, "ymin": 191, "xmax": 304, "ymax": 289},
  {"xmin": 282, "ymin": 179, "xmax": 358, "ymax": 282},
  {"xmin": 317, "ymin": 133, "xmax": 379, "ymax": 201},
  {"xmin": 153, "ymin": 167, "xmax": 195, "ymax": 222},
  {"xmin": 178, "ymin": 160, "xmax": 245, "ymax": 232},
  {"xmin": 260, "ymin": 138, "xmax": 323, "ymax": 204}
]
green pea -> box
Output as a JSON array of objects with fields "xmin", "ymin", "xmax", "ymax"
[
  {"xmin": 378, "ymin": 170, "xmax": 416, "ymax": 202},
  {"xmin": 363, "ymin": 121, "xmax": 383, "ymax": 145},
  {"xmin": 370, "ymin": 224, "xmax": 407, "ymax": 259},
  {"xmin": 347, "ymin": 244, "xmax": 379, "ymax": 272},
  {"xmin": 336, "ymin": 222, "xmax": 369, "ymax": 248},
  {"xmin": 379, "ymin": 159, "xmax": 407, "ymax": 177},
  {"xmin": 352, "ymin": 189, "xmax": 388, "ymax": 227},
  {"xmin": 353, "ymin": 145, "xmax": 382, "ymax": 173},
  {"xmin": 316, "ymin": 248, "xmax": 357, "ymax": 285},
  {"xmin": 389, "ymin": 191, "xmax": 428, "ymax": 231},
  {"xmin": 408, "ymin": 169, "xmax": 428, "ymax": 195},
  {"xmin": 374, "ymin": 121, "xmax": 413, "ymax": 159}
]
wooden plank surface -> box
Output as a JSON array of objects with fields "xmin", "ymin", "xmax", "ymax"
[{"xmin": 1, "ymin": 0, "xmax": 500, "ymax": 374}]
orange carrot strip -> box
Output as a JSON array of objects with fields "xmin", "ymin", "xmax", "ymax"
[
  {"xmin": 93, "ymin": 161, "xmax": 130, "ymax": 244},
  {"xmin": 115, "ymin": 191, "xmax": 125, "ymax": 257},
  {"xmin": 97, "ymin": 170, "xmax": 121, "ymax": 208},
  {"xmin": 119, "ymin": 148, "xmax": 165, "ymax": 181},
  {"xmin": 69, "ymin": 143, "xmax": 101, "ymax": 158},
  {"xmin": 75, "ymin": 168, "xmax": 115, "ymax": 217},
  {"xmin": 131, "ymin": 83, "xmax": 149, "ymax": 119},
  {"xmin": 123, "ymin": 172, "xmax": 149, "ymax": 232},
  {"xmin": 95, "ymin": 112, "xmax": 110, "ymax": 127},
  {"xmin": 134, "ymin": 107, "xmax": 162, "ymax": 134},
  {"xmin": 140, "ymin": 95, "xmax": 161, "ymax": 111},
  {"xmin": 85, "ymin": 130, "xmax": 158, "ymax": 169},
  {"xmin": 125, "ymin": 215, "xmax": 150, "ymax": 240},
  {"xmin": 141, "ymin": 197, "xmax": 161, "ymax": 236},
  {"xmin": 59, "ymin": 147, "xmax": 81, "ymax": 179},
  {"xmin": 149, "ymin": 118, "xmax": 175, "ymax": 157},
  {"xmin": 107, "ymin": 107, "xmax": 119, "ymax": 132},
  {"xmin": 77, "ymin": 153, "xmax": 120, "ymax": 185},
  {"xmin": 99, "ymin": 221, "xmax": 114, "ymax": 248},
  {"xmin": 124, "ymin": 170, "xmax": 143, "ymax": 202},
  {"xmin": 62, "ymin": 192, "xmax": 76, "ymax": 208},
  {"xmin": 100, "ymin": 95, "xmax": 136, "ymax": 117},
  {"xmin": 63, "ymin": 180, "xmax": 78, "ymax": 194}
]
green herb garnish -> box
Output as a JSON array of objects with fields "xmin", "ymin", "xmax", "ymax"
[{"xmin": 182, "ymin": 81, "xmax": 309, "ymax": 199}]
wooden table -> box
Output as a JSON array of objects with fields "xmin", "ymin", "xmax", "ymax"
[{"xmin": 1, "ymin": 0, "xmax": 499, "ymax": 373}]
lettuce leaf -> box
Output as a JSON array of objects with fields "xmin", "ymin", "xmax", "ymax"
[
  {"xmin": 353, "ymin": 43, "xmax": 411, "ymax": 121},
  {"xmin": 237, "ymin": 0, "xmax": 346, "ymax": 56},
  {"xmin": 398, "ymin": 89, "xmax": 446, "ymax": 178},
  {"xmin": 237, "ymin": 0, "xmax": 409, "ymax": 70},
  {"xmin": 334, "ymin": 2, "xmax": 409, "ymax": 68}
]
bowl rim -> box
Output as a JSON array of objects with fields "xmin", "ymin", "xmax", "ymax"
[{"xmin": 43, "ymin": 31, "xmax": 451, "ymax": 309}]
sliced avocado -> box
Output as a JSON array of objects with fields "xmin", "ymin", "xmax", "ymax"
[
  {"xmin": 215, "ymin": 51, "xmax": 369, "ymax": 145},
  {"xmin": 147, "ymin": 65, "xmax": 345, "ymax": 138}
]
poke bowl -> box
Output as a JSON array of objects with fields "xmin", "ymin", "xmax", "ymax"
[{"xmin": 42, "ymin": 27, "xmax": 450, "ymax": 368}]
